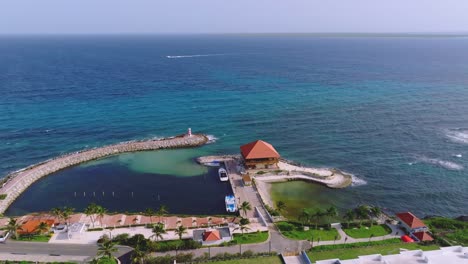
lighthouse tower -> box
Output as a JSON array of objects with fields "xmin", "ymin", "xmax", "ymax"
[{"xmin": 187, "ymin": 128, "xmax": 192, "ymax": 137}]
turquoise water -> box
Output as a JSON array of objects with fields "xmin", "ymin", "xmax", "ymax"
[{"xmin": 1, "ymin": 35, "xmax": 468, "ymax": 217}]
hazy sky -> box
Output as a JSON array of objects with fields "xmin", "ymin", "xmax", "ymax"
[{"xmin": 1, "ymin": 0, "xmax": 468, "ymax": 34}]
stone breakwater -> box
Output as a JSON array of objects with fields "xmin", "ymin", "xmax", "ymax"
[{"xmin": 0, "ymin": 134, "xmax": 208, "ymax": 214}]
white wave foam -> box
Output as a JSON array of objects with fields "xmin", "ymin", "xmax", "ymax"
[
  {"xmin": 206, "ymin": 135, "xmax": 218, "ymax": 144},
  {"xmin": 445, "ymin": 129, "xmax": 468, "ymax": 144},
  {"xmin": 351, "ymin": 174, "xmax": 367, "ymax": 186},
  {"xmin": 166, "ymin": 54, "xmax": 226, "ymax": 59},
  {"xmin": 453, "ymin": 154, "xmax": 463, "ymax": 158},
  {"xmin": 417, "ymin": 156, "xmax": 464, "ymax": 171}
]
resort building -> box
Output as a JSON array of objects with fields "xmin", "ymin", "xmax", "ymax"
[
  {"xmin": 240, "ymin": 140, "xmax": 280, "ymax": 169},
  {"xmin": 396, "ymin": 212, "xmax": 433, "ymax": 242},
  {"xmin": 192, "ymin": 227, "xmax": 232, "ymax": 246},
  {"xmin": 396, "ymin": 212, "xmax": 428, "ymax": 233},
  {"xmin": 315, "ymin": 245, "xmax": 468, "ymax": 264}
]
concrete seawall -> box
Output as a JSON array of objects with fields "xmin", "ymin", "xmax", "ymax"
[{"xmin": 0, "ymin": 134, "xmax": 208, "ymax": 214}]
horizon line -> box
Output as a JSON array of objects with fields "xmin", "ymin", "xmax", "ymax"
[{"xmin": 1, "ymin": 32, "xmax": 468, "ymax": 37}]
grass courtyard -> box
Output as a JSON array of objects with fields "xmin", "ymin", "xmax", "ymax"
[
  {"xmin": 231, "ymin": 231, "xmax": 269, "ymax": 244},
  {"xmin": 208, "ymin": 256, "xmax": 282, "ymax": 264},
  {"xmin": 342, "ymin": 224, "xmax": 392, "ymax": 238},
  {"xmin": 276, "ymin": 221, "xmax": 340, "ymax": 241},
  {"xmin": 307, "ymin": 239, "xmax": 440, "ymax": 262}
]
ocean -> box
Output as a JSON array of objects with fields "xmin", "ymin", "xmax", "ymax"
[{"xmin": 1, "ymin": 35, "xmax": 467, "ymax": 217}]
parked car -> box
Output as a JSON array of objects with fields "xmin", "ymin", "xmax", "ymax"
[{"xmin": 0, "ymin": 231, "xmax": 10, "ymax": 243}]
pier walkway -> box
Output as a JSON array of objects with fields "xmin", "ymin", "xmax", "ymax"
[{"xmin": 0, "ymin": 134, "xmax": 208, "ymax": 214}]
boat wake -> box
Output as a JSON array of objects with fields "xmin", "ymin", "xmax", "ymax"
[
  {"xmin": 206, "ymin": 135, "xmax": 218, "ymax": 144},
  {"xmin": 416, "ymin": 156, "xmax": 463, "ymax": 171},
  {"xmin": 166, "ymin": 54, "xmax": 226, "ymax": 59},
  {"xmin": 445, "ymin": 129, "xmax": 468, "ymax": 144}
]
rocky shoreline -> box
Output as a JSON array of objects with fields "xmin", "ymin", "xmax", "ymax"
[{"xmin": 0, "ymin": 134, "xmax": 208, "ymax": 214}]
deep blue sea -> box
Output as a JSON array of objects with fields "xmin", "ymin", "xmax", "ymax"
[{"xmin": 1, "ymin": 35, "xmax": 467, "ymax": 217}]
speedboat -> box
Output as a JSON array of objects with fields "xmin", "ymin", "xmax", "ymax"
[
  {"xmin": 218, "ymin": 168, "xmax": 229, "ymax": 182},
  {"xmin": 225, "ymin": 195, "xmax": 237, "ymax": 213},
  {"xmin": 205, "ymin": 161, "xmax": 221, "ymax": 167}
]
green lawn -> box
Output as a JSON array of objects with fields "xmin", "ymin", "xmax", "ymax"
[
  {"xmin": 308, "ymin": 242, "xmax": 440, "ymax": 262},
  {"xmin": 231, "ymin": 231, "xmax": 269, "ymax": 244},
  {"xmin": 16, "ymin": 234, "xmax": 52, "ymax": 242},
  {"xmin": 343, "ymin": 224, "xmax": 392, "ymax": 238},
  {"xmin": 207, "ymin": 256, "xmax": 282, "ymax": 264},
  {"xmin": 424, "ymin": 217, "xmax": 468, "ymax": 246},
  {"xmin": 276, "ymin": 222, "xmax": 339, "ymax": 241}
]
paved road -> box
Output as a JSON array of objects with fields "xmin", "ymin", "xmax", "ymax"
[{"xmin": 0, "ymin": 241, "xmax": 132, "ymax": 262}]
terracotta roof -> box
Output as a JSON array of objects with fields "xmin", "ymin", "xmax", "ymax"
[
  {"xmin": 19, "ymin": 219, "xmax": 54, "ymax": 234},
  {"xmin": 413, "ymin": 231, "xmax": 434, "ymax": 241},
  {"xmin": 240, "ymin": 140, "xmax": 280, "ymax": 159},
  {"xmin": 181, "ymin": 217, "xmax": 195, "ymax": 228},
  {"xmin": 396, "ymin": 212, "xmax": 426, "ymax": 228},
  {"xmin": 203, "ymin": 230, "xmax": 221, "ymax": 241}
]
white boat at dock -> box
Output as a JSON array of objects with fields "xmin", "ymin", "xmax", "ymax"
[
  {"xmin": 205, "ymin": 161, "xmax": 221, "ymax": 167},
  {"xmin": 218, "ymin": 168, "xmax": 229, "ymax": 182},
  {"xmin": 225, "ymin": 195, "xmax": 237, "ymax": 213}
]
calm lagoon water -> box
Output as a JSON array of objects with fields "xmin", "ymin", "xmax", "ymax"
[
  {"xmin": 1, "ymin": 35, "xmax": 468, "ymax": 217},
  {"xmin": 6, "ymin": 149, "xmax": 233, "ymax": 216}
]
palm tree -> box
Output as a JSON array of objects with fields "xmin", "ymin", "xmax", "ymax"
[
  {"xmin": 36, "ymin": 222, "xmax": 49, "ymax": 235},
  {"xmin": 174, "ymin": 225, "xmax": 187, "ymax": 240},
  {"xmin": 6, "ymin": 218, "xmax": 22, "ymax": 239},
  {"xmin": 156, "ymin": 205, "xmax": 168, "ymax": 223},
  {"xmin": 326, "ymin": 206, "xmax": 338, "ymax": 227},
  {"xmin": 151, "ymin": 223, "xmax": 167, "ymax": 241},
  {"xmin": 132, "ymin": 246, "xmax": 148, "ymax": 264},
  {"xmin": 313, "ymin": 208, "xmax": 325, "ymax": 230},
  {"xmin": 298, "ymin": 208, "xmax": 311, "ymax": 227},
  {"xmin": 97, "ymin": 240, "xmax": 118, "ymax": 258},
  {"xmin": 343, "ymin": 209, "xmax": 355, "ymax": 228},
  {"xmin": 276, "ymin": 201, "xmax": 286, "ymax": 215},
  {"xmin": 62, "ymin": 206, "xmax": 74, "ymax": 226},
  {"xmin": 144, "ymin": 208, "xmax": 155, "ymax": 225},
  {"xmin": 51, "ymin": 207, "xmax": 63, "ymax": 224},
  {"xmin": 370, "ymin": 207, "xmax": 381, "ymax": 227},
  {"xmin": 239, "ymin": 201, "xmax": 252, "ymax": 218},
  {"xmin": 85, "ymin": 203, "xmax": 98, "ymax": 228},
  {"xmin": 356, "ymin": 205, "xmax": 369, "ymax": 228},
  {"xmin": 96, "ymin": 206, "xmax": 107, "ymax": 227},
  {"xmin": 235, "ymin": 223, "xmax": 251, "ymax": 235}
]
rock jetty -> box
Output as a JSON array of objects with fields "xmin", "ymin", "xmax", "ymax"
[{"xmin": 0, "ymin": 134, "xmax": 208, "ymax": 214}]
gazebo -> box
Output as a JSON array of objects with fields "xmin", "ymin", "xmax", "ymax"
[{"xmin": 240, "ymin": 140, "xmax": 280, "ymax": 169}]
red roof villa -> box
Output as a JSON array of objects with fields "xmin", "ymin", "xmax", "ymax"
[
  {"xmin": 396, "ymin": 211, "xmax": 433, "ymax": 242},
  {"xmin": 193, "ymin": 227, "xmax": 232, "ymax": 246},
  {"xmin": 396, "ymin": 212, "xmax": 428, "ymax": 233},
  {"xmin": 240, "ymin": 140, "xmax": 280, "ymax": 169}
]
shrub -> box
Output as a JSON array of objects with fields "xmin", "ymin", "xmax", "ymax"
[
  {"xmin": 97, "ymin": 234, "xmax": 110, "ymax": 244},
  {"xmin": 256, "ymin": 171, "xmax": 266, "ymax": 175},
  {"xmin": 0, "ymin": 194, "xmax": 7, "ymax": 200},
  {"xmin": 277, "ymin": 222, "xmax": 295, "ymax": 231}
]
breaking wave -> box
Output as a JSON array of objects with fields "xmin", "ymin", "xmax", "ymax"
[
  {"xmin": 206, "ymin": 135, "xmax": 218, "ymax": 143},
  {"xmin": 416, "ymin": 156, "xmax": 464, "ymax": 171},
  {"xmin": 350, "ymin": 174, "xmax": 367, "ymax": 186},
  {"xmin": 445, "ymin": 129, "xmax": 468, "ymax": 144},
  {"xmin": 166, "ymin": 54, "xmax": 226, "ymax": 59}
]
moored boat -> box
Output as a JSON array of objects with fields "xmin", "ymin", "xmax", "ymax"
[
  {"xmin": 225, "ymin": 195, "xmax": 237, "ymax": 213},
  {"xmin": 218, "ymin": 168, "xmax": 229, "ymax": 182}
]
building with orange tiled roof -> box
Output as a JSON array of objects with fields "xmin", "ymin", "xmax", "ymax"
[
  {"xmin": 18, "ymin": 219, "xmax": 55, "ymax": 235},
  {"xmin": 193, "ymin": 227, "xmax": 232, "ymax": 245},
  {"xmin": 240, "ymin": 140, "xmax": 280, "ymax": 169},
  {"xmin": 396, "ymin": 212, "xmax": 428, "ymax": 233},
  {"xmin": 413, "ymin": 231, "xmax": 434, "ymax": 242}
]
